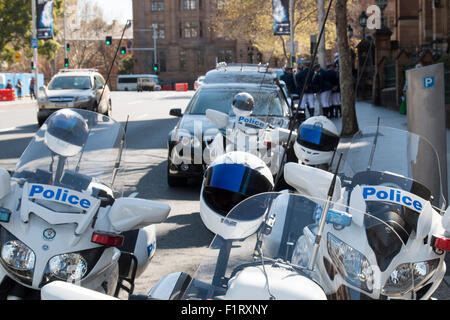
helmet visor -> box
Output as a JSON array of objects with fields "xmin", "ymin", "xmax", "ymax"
[
  {"xmin": 297, "ymin": 124, "xmax": 339, "ymax": 152},
  {"xmin": 203, "ymin": 164, "xmax": 273, "ymax": 218}
]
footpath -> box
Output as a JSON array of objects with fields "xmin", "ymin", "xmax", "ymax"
[{"xmin": 331, "ymin": 100, "xmax": 450, "ymax": 299}]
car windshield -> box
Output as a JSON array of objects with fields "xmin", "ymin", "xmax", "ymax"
[
  {"xmin": 188, "ymin": 87, "xmax": 288, "ymax": 117},
  {"xmin": 48, "ymin": 76, "xmax": 92, "ymax": 90}
]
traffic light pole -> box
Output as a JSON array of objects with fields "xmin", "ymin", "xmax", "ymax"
[
  {"xmin": 99, "ymin": 19, "xmax": 131, "ymax": 103},
  {"xmin": 63, "ymin": 0, "xmax": 67, "ymax": 66},
  {"xmin": 31, "ymin": 0, "xmax": 39, "ymax": 99}
]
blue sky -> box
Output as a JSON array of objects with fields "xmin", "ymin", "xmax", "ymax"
[{"xmin": 79, "ymin": 0, "xmax": 133, "ymax": 24}]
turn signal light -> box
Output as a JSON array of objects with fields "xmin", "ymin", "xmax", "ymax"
[
  {"xmin": 91, "ymin": 232, "xmax": 124, "ymax": 247},
  {"xmin": 431, "ymin": 235, "xmax": 450, "ymax": 252}
]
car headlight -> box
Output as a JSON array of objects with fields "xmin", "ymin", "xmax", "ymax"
[
  {"xmin": 38, "ymin": 96, "xmax": 47, "ymax": 103},
  {"xmin": 46, "ymin": 253, "xmax": 88, "ymax": 282},
  {"xmin": 327, "ymin": 233, "xmax": 374, "ymax": 293},
  {"xmin": 382, "ymin": 259, "xmax": 440, "ymax": 297},
  {"xmin": 0, "ymin": 227, "xmax": 35, "ymax": 284},
  {"xmin": 178, "ymin": 134, "xmax": 201, "ymax": 148},
  {"xmin": 76, "ymin": 95, "xmax": 92, "ymax": 103}
]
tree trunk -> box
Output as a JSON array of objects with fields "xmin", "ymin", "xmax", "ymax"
[
  {"xmin": 335, "ymin": 0, "xmax": 359, "ymax": 137},
  {"xmin": 317, "ymin": 0, "xmax": 326, "ymax": 68}
]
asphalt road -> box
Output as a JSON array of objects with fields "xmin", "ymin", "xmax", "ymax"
[{"xmin": 0, "ymin": 91, "xmax": 448, "ymax": 299}]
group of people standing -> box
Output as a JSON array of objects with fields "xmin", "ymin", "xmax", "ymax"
[
  {"xmin": 5, "ymin": 78, "xmax": 36, "ymax": 100},
  {"xmin": 280, "ymin": 57, "xmax": 341, "ymax": 119}
]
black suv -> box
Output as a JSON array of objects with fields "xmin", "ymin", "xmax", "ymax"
[
  {"xmin": 37, "ymin": 69, "xmax": 112, "ymax": 125},
  {"xmin": 167, "ymin": 63, "xmax": 293, "ymax": 187}
]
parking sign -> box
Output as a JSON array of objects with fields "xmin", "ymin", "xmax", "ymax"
[{"xmin": 423, "ymin": 76, "xmax": 435, "ymax": 89}]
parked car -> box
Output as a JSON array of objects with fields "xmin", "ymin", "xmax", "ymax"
[
  {"xmin": 166, "ymin": 63, "xmax": 292, "ymax": 187},
  {"xmin": 37, "ymin": 69, "xmax": 111, "ymax": 125},
  {"xmin": 194, "ymin": 75, "xmax": 205, "ymax": 90},
  {"xmin": 137, "ymin": 77, "xmax": 156, "ymax": 91}
]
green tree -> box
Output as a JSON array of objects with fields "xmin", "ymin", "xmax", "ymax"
[
  {"xmin": 0, "ymin": 0, "xmax": 63, "ymax": 66},
  {"xmin": 119, "ymin": 55, "xmax": 134, "ymax": 75}
]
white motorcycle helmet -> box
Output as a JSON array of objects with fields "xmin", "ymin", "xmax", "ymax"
[
  {"xmin": 232, "ymin": 92, "xmax": 261, "ymax": 133},
  {"xmin": 44, "ymin": 109, "xmax": 89, "ymax": 157},
  {"xmin": 200, "ymin": 151, "xmax": 274, "ymax": 240},
  {"xmin": 294, "ymin": 116, "xmax": 339, "ymax": 166}
]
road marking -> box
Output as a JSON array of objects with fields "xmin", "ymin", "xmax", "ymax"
[
  {"xmin": 0, "ymin": 126, "xmax": 17, "ymax": 133},
  {"xmin": 135, "ymin": 113, "xmax": 149, "ymax": 120},
  {"xmin": 128, "ymin": 100, "xmax": 144, "ymax": 105}
]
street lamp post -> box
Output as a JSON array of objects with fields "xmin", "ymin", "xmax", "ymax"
[
  {"xmin": 359, "ymin": 11, "xmax": 368, "ymax": 39},
  {"xmin": 375, "ymin": 0, "xmax": 388, "ymax": 29}
]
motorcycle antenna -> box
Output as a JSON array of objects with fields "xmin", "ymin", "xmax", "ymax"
[
  {"xmin": 308, "ymin": 152, "xmax": 343, "ymax": 271},
  {"xmin": 367, "ymin": 117, "xmax": 381, "ymax": 171},
  {"xmin": 99, "ymin": 19, "xmax": 132, "ymax": 104},
  {"xmin": 272, "ymin": 0, "xmax": 334, "ymax": 191}
]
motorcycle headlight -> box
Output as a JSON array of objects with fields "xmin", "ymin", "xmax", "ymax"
[
  {"xmin": 327, "ymin": 233, "xmax": 374, "ymax": 293},
  {"xmin": 46, "ymin": 253, "xmax": 88, "ymax": 282},
  {"xmin": 0, "ymin": 228, "xmax": 35, "ymax": 285},
  {"xmin": 382, "ymin": 259, "xmax": 440, "ymax": 297},
  {"xmin": 41, "ymin": 247, "xmax": 104, "ymax": 287}
]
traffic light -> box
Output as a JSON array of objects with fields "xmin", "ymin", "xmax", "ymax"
[
  {"xmin": 64, "ymin": 58, "xmax": 69, "ymax": 68},
  {"xmin": 120, "ymin": 46, "xmax": 126, "ymax": 54},
  {"xmin": 105, "ymin": 36, "xmax": 112, "ymax": 46},
  {"xmin": 66, "ymin": 43, "xmax": 70, "ymax": 51},
  {"xmin": 153, "ymin": 63, "xmax": 159, "ymax": 72},
  {"xmin": 31, "ymin": 61, "xmax": 35, "ymax": 70}
]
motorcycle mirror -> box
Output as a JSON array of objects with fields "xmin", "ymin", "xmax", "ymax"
[
  {"xmin": 109, "ymin": 198, "xmax": 171, "ymax": 232},
  {"xmin": 284, "ymin": 162, "xmax": 341, "ymax": 202},
  {"xmin": 416, "ymin": 201, "xmax": 433, "ymax": 239},
  {"xmin": 348, "ymin": 185, "xmax": 366, "ymax": 227},
  {"xmin": 274, "ymin": 127, "xmax": 297, "ymax": 144},
  {"xmin": 206, "ymin": 109, "xmax": 229, "ymax": 129},
  {"xmin": 41, "ymin": 281, "xmax": 118, "ymax": 300},
  {"xmin": 0, "ymin": 168, "xmax": 11, "ymax": 202}
]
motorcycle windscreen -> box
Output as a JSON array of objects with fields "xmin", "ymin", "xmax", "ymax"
[
  {"xmin": 203, "ymin": 164, "xmax": 273, "ymax": 217},
  {"xmin": 343, "ymin": 126, "xmax": 445, "ymax": 209},
  {"xmin": 297, "ymin": 124, "xmax": 339, "ymax": 152},
  {"xmin": 13, "ymin": 109, "xmax": 125, "ymax": 192},
  {"xmin": 182, "ymin": 192, "xmax": 414, "ymax": 300}
]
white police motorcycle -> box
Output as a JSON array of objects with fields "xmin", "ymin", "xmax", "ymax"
[
  {"xmin": 37, "ymin": 125, "xmax": 450, "ymax": 300},
  {"xmin": 0, "ymin": 109, "xmax": 170, "ymax": 299}
]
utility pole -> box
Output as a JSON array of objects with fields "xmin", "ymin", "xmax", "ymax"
[
  {"xmin": 64, "ymin": 0, "xmax": 67, "ymax": 66},
  {"xmin": 317, "ymin": 0, "xmax": 327, "ymax": 68},
  {"xmin": 31, "ymin": 0, "xmax": 39, "ymax": 99},
  {"xmin": 289, "ymin": 0, "xmax": 294, "ymax": 68}
]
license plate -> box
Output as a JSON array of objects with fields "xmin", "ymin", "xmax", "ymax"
[{"xmin": 55, "ymin": 102, "xmax": 68, "ymax": 107}]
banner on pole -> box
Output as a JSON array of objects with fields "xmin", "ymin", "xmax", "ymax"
[
  {"xmin": 36, "ymin": 0, "xmax": 54, "ymax": 40},
  {"xmin": 272, "ymin": 0, "xmax": 290, "ymax": 35}
]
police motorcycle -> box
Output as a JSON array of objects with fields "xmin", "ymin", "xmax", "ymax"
[
  {"xmin": 40, "ymin": 190, "xmax": 413, "ymax": 301},
  {"xmin": 38, "ymin": 125, "xmax": 450, "ymax": 300},
  {"xmin": 0, "ymin": 109, "xmax": 170, "ymax": 299},
  {"xmin": 282, "ymin": 125, "xmax": 450, "ymax": 299},
  {"xmin": 199, "ymin": 92, "xmax": 296, "ymax": 235}
]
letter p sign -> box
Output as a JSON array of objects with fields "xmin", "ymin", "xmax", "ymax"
[{"xmin": 424, "ymin": 76, "xmax": 435, "ymax": 89}]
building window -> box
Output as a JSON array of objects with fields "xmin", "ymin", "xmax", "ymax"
[
  {"xmin": 217, "ymin": 49, "xmax": 233, "ymax": 63},
  {"xmin": 184, "ymin": 22, "xmax": 198, "ymax": 38},
  {"xmin": 159, "ymin": 51, "xmax": 167, "ymax": 72},
  {"xmin": 180, "ymin": 50, "xmax": 187, "ymax": 71},
  {"xmin": 199, "ymin": 21, "xmax": 203, "ymax": 38},
  {"xmin": 197, "ymin": 49, "xmax": 204, "ymax": 69},
  {"xmin": 217, "ymin": 0, "xmax": 226, "ymax": 9},
  {"xmin": 151, "ymin": 1, "xmax": 164, "ymax": 11},
  {"xmin": 184, "ymin": 0, "xmax": 196, "ymax": 10}
]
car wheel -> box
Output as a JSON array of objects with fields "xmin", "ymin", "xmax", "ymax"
[{"xmin": 167, "ymin": 161, "xmax": 187, "ymax": 187}]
